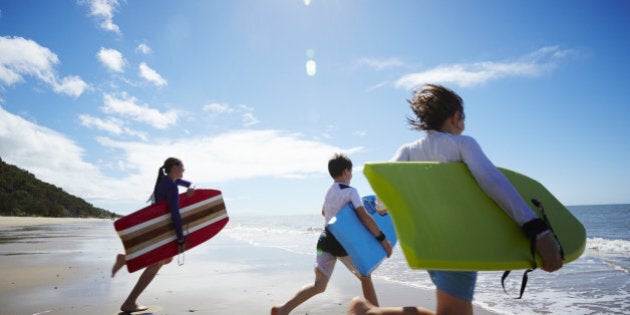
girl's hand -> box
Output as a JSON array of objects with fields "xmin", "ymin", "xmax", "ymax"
[{"xmin": 186, "ymin": 187, "xmax": 195, "ymax": 196}]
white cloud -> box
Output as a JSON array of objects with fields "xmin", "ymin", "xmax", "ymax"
[
  {"xmin": 352, "ymin": 130, "xmax": 367, "ymax": 137},
  {"xmin": 84, "ymin": 0, "xmax": 121, "ymax": 33},
  {"xmin": 237, "ymin": 105, "xmax": 260, "ymax": 127},
  {"xmin": 79, "ymin": 113, "xmax": 148, "ymax": 140},
  {"xmin": 242, "ymin": 112, "xmax": 260, "ymax": 127},
  {"xmin": 136, "ymin": 43, "xmax": 152, "ymax": 55},
  {"xmin": 202, "ymin": 102, "xmax": 260, "ymax": 127},
  {"xmin": 53, "ymin": 75, "xmax": 90, "ymax": 98},
  {"xmin": 138, "ymin": 62, "xmax": 167, "ymax": 86},
  {"xmin": 79, "ymin": 114, "xmax": 123, "ymax": 134},
  {"xmin": 203, "ymin": 102, "xmax": 234, "ymax": 114},
  {"xmin": 0, "ymin": 106, "xmax": 360, "ymax": 213},
  {"xmin": 365, "ymin": 81, "xmax": 390, "ymax": 92},
  {"xmin": 97, "ymin": 129, "xmax": 362, "ymax": 183},
  {"xmin": 356, "ymin": 57, "xmax": 405, "ymax": 70},
  {"xmin": 97, "ymin": 47, "xmax": 126, "ymax": 72},
  {"xmin": 0, "ymin": 36, "xmax": 89, "ymax": 97},
  {"xmin": 102, "ymin": 92, "xmax": 178, "ymax": 129},
  {"xmin": 395, "ymin": 46, "xmax": 573, "ymax": 90}
]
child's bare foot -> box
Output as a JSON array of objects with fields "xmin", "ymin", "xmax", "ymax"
[
  {"xmin": 271, "ymin": 306, "xmax": 287, "ymax": 315},
  {"xmin": 112, "ymin": 254, "xmax": 126, "ymax": 278},
  {"xmin": 348, "ymin": 296, "xmax": 376, "ymax": 315},
  {"xmin": 120, "ymin": 303, "xmax": 148, "ymax": 313}
]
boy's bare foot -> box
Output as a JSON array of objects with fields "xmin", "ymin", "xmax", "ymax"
[
  {"xmin": 348, "ymin": 297, "xmax": 376, "ymax": 315},
  {"xmin": 120, "ymin": 303, "xmax": 149, "ymax": 313},
  {"xmin": 112, "ymin": 254, "xmax": 126, "ymax": 278}
]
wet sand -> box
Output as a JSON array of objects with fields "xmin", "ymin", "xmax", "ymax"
[{"xmin": 0, "ymin": 217, "xmax": 494, "ymax": 314}]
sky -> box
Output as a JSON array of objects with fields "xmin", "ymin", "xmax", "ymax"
[{"xmin": 1, "ymin": 0, "xmax": 629, "ymax": 216}]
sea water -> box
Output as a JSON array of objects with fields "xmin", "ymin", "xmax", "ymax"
[{"xmin": 223, "ymin": 204, "xmax": 630, "ymax": 314}]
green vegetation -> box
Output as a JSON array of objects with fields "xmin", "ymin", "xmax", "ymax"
[{"xmin": 0, "ymin": 157, "xmax": 119, "ymax": 218}]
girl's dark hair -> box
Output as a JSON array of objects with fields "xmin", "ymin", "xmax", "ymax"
[
  {"xmin": 407, "ymin": 84, "xmax": 464, "ymax": 131},
  {"xmin": 328, "ymin": 153, "xmax": 352, "ymax": 178},
  {"xmin": 152, "ymin": 157, "xmax": 182, "ymax": 197}
]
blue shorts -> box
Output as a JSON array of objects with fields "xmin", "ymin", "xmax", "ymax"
[{"xmin": 428, "ymin": 270, "xmax": 477, "ymax": 302}]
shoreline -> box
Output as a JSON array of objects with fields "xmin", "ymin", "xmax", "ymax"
[
  {"xmin": 0, "ymin": 215, "xmax": 109, "ymax": 227},
  {"xmin": 0, "ymin": 218, "xmax": 495, "ymax": 314}
]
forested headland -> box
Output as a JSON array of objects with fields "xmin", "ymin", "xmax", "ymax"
[{"xmin": 0, "ymin": 157, "xmax": 119, "ymax": 218}]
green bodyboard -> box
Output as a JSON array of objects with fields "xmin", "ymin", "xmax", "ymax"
[{"xmin": 363, "ymin": 162, "xmax": 586, "ymax": 271}]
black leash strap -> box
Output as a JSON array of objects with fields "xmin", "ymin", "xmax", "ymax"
[
  {"xmin": 501, "ymin": 228, "xmax": 537, "ymax": 299},
  {"xmin": 501, "ymin": 199, "xmax": 564, "ymax": 299},
  {"xmin": 501, "ymin": 268, "xmax": 533, "ymax": 299}
]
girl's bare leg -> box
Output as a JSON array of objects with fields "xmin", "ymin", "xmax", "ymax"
[
  {"xmin": 112, "ymin": 253, "xmax": 126, "ymax": 278},
  {"xmin": 120, "ymin": 259, "xmax": 170, "ymax": 312}
]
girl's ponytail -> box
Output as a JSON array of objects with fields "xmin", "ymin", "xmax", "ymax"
[{"xmin": 148, "ymin": 157, "xmax": 182, "ymax": 203}]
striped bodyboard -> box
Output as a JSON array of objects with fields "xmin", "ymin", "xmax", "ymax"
[{"xmin": 114, "ymin": 189, "xmax": 229, "ymax": 273}]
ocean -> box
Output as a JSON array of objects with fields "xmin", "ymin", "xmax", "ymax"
[{"xmin": 223, "ymin": 204, "xmax": 630, "ymax": 315}]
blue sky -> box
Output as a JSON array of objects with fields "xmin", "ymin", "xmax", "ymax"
[{"xmin": 1, "ymin": 0, "xmax": 628, "ymax": 215}]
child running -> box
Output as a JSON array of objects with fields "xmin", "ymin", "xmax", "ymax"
[
  {"xmin": 348, "ymin": 84, "xmax": 563, "ymax": 315},
  {"xmin": 272, "ymin": 153, "xmax": 393, "ymax": 315},
  {"xmin": 111, "ymin": 157, "xmax": 194, "ymax": 313}
]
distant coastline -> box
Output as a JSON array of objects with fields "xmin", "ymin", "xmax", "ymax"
[{"xmin": 1, "ymin": 158, "xmax": 119, "ymax": 219}]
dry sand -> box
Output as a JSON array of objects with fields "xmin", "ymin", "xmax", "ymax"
[{"xmin": 0, "ymin": 217, "xmax": 495, "ymax": 314}]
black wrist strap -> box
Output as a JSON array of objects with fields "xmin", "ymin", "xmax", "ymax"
[
  {"xmin": 502, "ymin": 199, "xmax": 565, "ymax": 299},
  {"xmin": 522, "ymin": 218, "xmax": 549, "ymax": 239},
  {"xmin": 375, "ymin": 231, "xmax": 386, "ymax": 242}
]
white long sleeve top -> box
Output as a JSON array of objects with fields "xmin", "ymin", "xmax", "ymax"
[{"xmin": 391, "ymin": 130, "xmax": 537, "ymax": 226}]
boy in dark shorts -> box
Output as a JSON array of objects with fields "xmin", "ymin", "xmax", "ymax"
[{"xmin": 271, "ymin": 153, "xmax": 392, "ymax": 315}]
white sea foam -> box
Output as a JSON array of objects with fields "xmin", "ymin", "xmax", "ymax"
[
  {"xmin": 586, "ymin": 237, "xmax": 630, "ymax": 256},
  {"xmin": 224, "ymin": 210, "xmax": 630, "ymax": 315}
]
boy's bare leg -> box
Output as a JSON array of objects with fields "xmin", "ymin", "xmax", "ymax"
[
  {"xmin": 347, "ymin": 297, "xmax": 435, "ymax": 315},
  {"xmin": 359, "ymin": 276, "xmax": 379, "ymax": 307},
  {"xmin": 271, "ymin": 268, "xmax": 329, "ymax": 315}
]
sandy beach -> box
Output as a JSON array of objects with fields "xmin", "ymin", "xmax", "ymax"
[{"xmin": 0, "ymin": 217, "xmax": 495, "ymax": 314}]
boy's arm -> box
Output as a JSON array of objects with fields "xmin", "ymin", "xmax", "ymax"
[{"xmin": 354, "ymin": 206, "xmax": 393, "ymax": 257}]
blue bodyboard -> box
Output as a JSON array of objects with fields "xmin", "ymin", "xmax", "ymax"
[{"xmin": 327, "ymin": 195, "xmax": 398, "ymax": 276}]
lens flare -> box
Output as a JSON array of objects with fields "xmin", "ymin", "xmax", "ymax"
[{"xmin": 306, "ymin": 59, "xmax": 317, "ymax": 76}]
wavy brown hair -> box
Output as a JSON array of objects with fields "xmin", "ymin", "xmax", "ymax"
[{"xmin": 407, "ymin": 84, "xmax": 464, "ymax": 131}]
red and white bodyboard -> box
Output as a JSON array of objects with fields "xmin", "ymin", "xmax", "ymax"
[{"xmin": 114, "ymin": 189, "xmax": 229, "ymax": 273}]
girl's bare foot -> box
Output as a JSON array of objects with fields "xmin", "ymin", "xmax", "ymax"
[
  {"xmin": 112, "ymin": 254, "xmax": 126, "ymax": 278},
  {"xmin": 271, "ymin": 306, "xmax": 286, "ymax": 315},
  {"xmin": 120, "ymin": 303, "xmax": 149, "ymax": 313}
]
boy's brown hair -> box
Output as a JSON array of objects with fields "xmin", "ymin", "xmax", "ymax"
[{"xmin": 328, "ymin": 153, "xmax": 352, "ymax": 178}]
